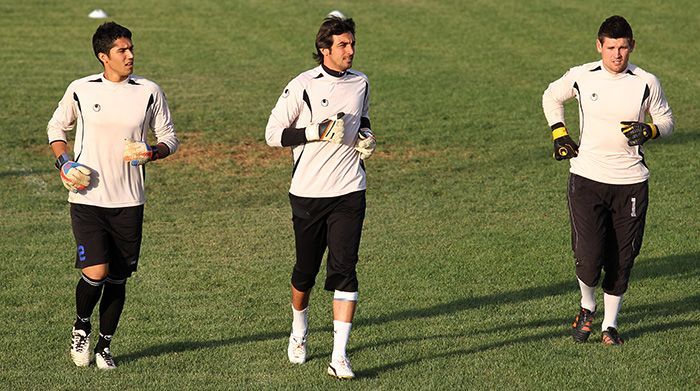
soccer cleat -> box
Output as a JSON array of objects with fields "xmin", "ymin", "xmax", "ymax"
[
  {"xmin": 571, "ymin": 307, "xmax": 595, "ymax": 343},
  {"xmin": 70, "ymin": 328, "xmax": 91, "ymax": 367},
  {"xmin": 287, "ymin": 334, "xmax": 307, "ymax": 364},
  {"xmin": 327, "ymin": 356, "xmax": 355, "ymax": 380},
  {"xmin": 602, "ymin": 327, "xmax": 624, "ymax": 346},
  {"xmin": 95, "ymin": 347, "xmax": 117, "ymax": 369}
]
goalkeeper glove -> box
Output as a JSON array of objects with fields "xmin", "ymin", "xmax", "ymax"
[
  {"xmin": 355, "ymin": 128, "xmax": 376, "ymax": 160},
  {"xmin": 620, "ymin": 121, "xmax": 658, "ymax": 146},
  {"xmin": 552, "ymin": 125, "xmax": 579, "ymax": 160},
  {"xmin": 305, "ymin": 112, "xmax": 345, "ymax": 143},
  {"xmin": 123, "ymin": 138, "xmax": 158, "ymax": 166},
  {"xmin": 57, "ymin": 155, "xmax": 91, "ymax": 193}
]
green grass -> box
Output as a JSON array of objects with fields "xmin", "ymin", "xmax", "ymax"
[{"xmin": 1, "ymin": 0, "xmax": 698, "ymax": 389}]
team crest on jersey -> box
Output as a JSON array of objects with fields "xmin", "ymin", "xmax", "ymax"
[
  {"xmin": 281, "ymin": 88, "xmax": 289, "ymax": 98},
  {"xmin": 93, "ymin": 103, "xmax": 101, "ymax": 112},
  {"xmin": 321, "ymin": 98, "xmax": 329, "ymax": 107},
  {"xmin": 590, "ymin": 93, "xmax": 598, "ymax": 101}
]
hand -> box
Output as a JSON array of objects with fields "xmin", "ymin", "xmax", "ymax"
[
  {"xmin": 305, "ymin": 112, "xmax": 345, "ymax": 143},
  {"xmin": 355, "ymin": 128, "xmax": 376, "ymax": 160},
  {"xmin": 123, "ymin": 138, "xmax": 154, "ymax": 166},
  {"xmin": 620, "ymin": 121, "xmax": 658, "ymax": 146},
  {"xmin": 60, "ymin": 162, "xmax": 91, "ymax": 192},
  {"xmin": 552, "ymin": 126, "xmax": 579, "ymax": 160}
]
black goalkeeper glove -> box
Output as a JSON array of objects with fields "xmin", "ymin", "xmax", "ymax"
[
  {"xmin": 620, "ymin": 121, "xmax": 658, "ymax": 146},
  {"xmin": 551, "ymin": 125, "xmax": 579, "ymax": 160}
]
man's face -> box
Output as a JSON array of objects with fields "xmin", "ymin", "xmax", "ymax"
[
  {"xmin": 322, "ymin": 32, "xmax": 355, "ymax": 72},
  {"xmin": 99, "ymin": 37, "xmax": 134, "ymax": 81},
  {"xmin": 596, "ymin": 37, "xmax": 634, "ymax": 74}
]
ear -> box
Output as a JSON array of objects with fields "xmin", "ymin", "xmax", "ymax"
[
  {"xmin": 629, "ymin": 39, "xmax": 635, "ymax": 52},
  {"xmin": 98, "ymin": 52, "xmax": 110, "ymax": 64},
  {"xmin": 321, "ymin": 47, "xmax": 330, "ymax": 56},
  {"xmin": 595, "ymin": 39, "xmax": 603, "ymax": 54}
]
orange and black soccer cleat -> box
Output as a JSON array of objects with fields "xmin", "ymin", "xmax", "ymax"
[
  {"xmin": 602, "ymin": 327, "xmax": 624, "ymax": 346},
  {"xmin": 571, "ymin": 307, "xmax": 595, "ymax": 343}
]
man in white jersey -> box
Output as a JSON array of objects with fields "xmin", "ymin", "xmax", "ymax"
[
  {"xmin": 47, "ymin": 22, "xmax": 179, "ymax": 369},
  {"xmin": 265, "ymin": 13, "xmax": 376, "ymax": 379},
  {"xmin": 542, "ymin": 15, "xmax": 673, "ymax": 345}
]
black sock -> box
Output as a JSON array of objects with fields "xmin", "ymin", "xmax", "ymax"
[
  {"xmin": 74, "ymin": 274, "xmax": 105, "ymax": 333},
  {"xmin": 96, "ymin": 280, "xmax": 126, "ymax": 352}
]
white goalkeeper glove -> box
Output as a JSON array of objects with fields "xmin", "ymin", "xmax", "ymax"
[
  {"xmin": 123, "ymin": 138, "xmax": 156, "ymax": 166},
  {"xmin": 355, "ymin": 128, "xmax": 376, "ymax": 160},
  {"xmin": 305, "ymin": 112, "xmax": 345, "ymax": 143},
  {"xmin": 59, "ymin": 158, "xmax": 92, "ymax": 193}
]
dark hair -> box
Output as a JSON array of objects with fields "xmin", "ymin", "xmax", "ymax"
[
  {"xmin": 92, "ymin": 22, "xmax": 132, "ymax": 64},
  {"xmin": 597, "ymin": 15, "xmax": 633, "ymax": 43},
  {"xmin": 313, "ymin": 16, "xmax": 355, "ymax": 64}
]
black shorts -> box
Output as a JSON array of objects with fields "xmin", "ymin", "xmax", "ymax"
[
  {"xmin": 70, "ymin": 203, "xmax": 144, "ymax": 279},
  {"xmin": 567, "ymin": 174, "xmax": 648, "ymax": 295},
  {"xmin": 289, "ymin": 190, "xmax": 366, "ymax": 292}
]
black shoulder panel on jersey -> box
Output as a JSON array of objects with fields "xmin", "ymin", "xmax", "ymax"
[
  {"xmin": 302, "ymin": 90, "xmax": 312, "ymax": 117},
  {"xmin": 626, "ymin": 69, "xmax": 636, "ymax": 76},
  {"xmin": 141, "ymin": 94, "xmax": 155, "ymax": 140},
  {"xmin": 145, "ymin": 94, "xmax": 155, "ymax": 114},
  {"xmin": 573, "ymin": 82, "xmax": 580, "ymax": 95},
  {"xmin": 642, "ymin": 84, "xmax": 650, "ymax": 105},
  {"xmin": 128, "ymin": 79, "xmax": 141, "ymax": 85},
  {"xmin": 590, "ymin": 66, "xmax": 602, "ymax": 72},
  {"xmin": 314, "ymin": 73, "xmax": 324, "ymax": 79},
  {"xmin": 73, "ymin": 93, "xmax": 82, "ymax": 112},
  {"xmin": 88, "ymin": 78, "xmax": 102, "ymax": 83},
  {"xmin": 73, "ymin": 93, "xmax": 86, "ymax": 162}
]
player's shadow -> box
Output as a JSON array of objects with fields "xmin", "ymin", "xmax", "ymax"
[
  {"xmin": 353, "ymin": 252, "xmax": 698, "ymax": 377},
  {"xmin": 117, "ymin": 252, "xmax": 696, "ymax": 367},
  {"xmin": 117, "ymin": 330, "xmax": 288, "ymax": 365}
]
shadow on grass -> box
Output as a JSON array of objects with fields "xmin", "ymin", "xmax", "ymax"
[
  {"xmin": 353, "ymin": 252, "xmax": 698, "ymax": 377},
  {"xmin": 118, "ymin": 330, "xmax": 287, "ymax": 364},
  {"xmin": 118, "ymin": 252, "xmax": 697, "ymax": 367},
  {"xmin": 354, "ymin": 318, "xmax": 699, "ymax": 379},
  {"xmin": 361, "ymin": 252, "xmax": 698, "ymax": 328}
]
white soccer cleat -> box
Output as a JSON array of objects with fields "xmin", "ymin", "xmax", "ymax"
[
  {"xmin": 327, "ymin": 356, "xmax": 355, "ymax": 379},
  {"xmin": 69, "ymin": 328, "xmax": 91, "ymax": 367},
  {"xmin": 95, "ymin": 347, "xmax": 117, "ymax": 369},
  {"xmin": 287, "ymin": 334, "xmax": 307, "ymax": 364}
]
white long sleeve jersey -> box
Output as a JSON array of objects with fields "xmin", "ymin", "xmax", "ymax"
[
  {"xmin": 47, "ymin": 73, "xmax": 179, "ymax": 207},
  {"xmin": 542, "ymin": 61, "xmax": 674, "ymax": 184},
  {"xmin": 266, "ymin": 65, "xmax": 370, "ymax": 197}
]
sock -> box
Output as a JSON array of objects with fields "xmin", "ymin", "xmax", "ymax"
[
  {"xmin": 602, "ymin": 293, "xmax": 623, "ymax": 331},
  {"xmin": 291, "ymin": 305, "xmax": 308, "ymax": 338},
  {"xmin": 95, "ymin": 333, "xmax": 113, "ymax": 353},
  {"xmin": 75, "ymin": 274, "xmax": 106, "ymax": 333},
  {"xmin": 96, "ymin": 280, "xmax": 126, "ymax": 352},
  {"xmin": 578, "ymin": 278, "xmax": 596, "ymax": 312},
  {"xmin": 332, "ymin": 320, "xmax": 352, "ymax": 361}
]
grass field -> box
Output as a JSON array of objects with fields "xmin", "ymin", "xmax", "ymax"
[{"xmin": 1, "ymin": 0, "xmax": 698, "ymax": 389}]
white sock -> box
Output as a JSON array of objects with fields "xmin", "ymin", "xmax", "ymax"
[
  {"xmin": 602, "ymin": 293, "xmax": 623, "ymax": 331},
  {"xmin": 332, "ymin": 320, "xmax": 352, "ymax": 361},
  {"xmin": 578, "ymin": 278, "xmax": 596, "ymax": 312},
  {"xmin": 291, "ymin": 305, "xmax": 308, "ymax": 338}
]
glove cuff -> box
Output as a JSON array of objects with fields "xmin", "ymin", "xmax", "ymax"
[
  {"xmin": 55, "ymin": 153, "xmax": 71, "ymax": 170},
  {"xmin": 649, "ymin": 123, "xmax": 659, "ymax": 139},
  {"xmin": 305, "ymin": 124, "xmax": 320, "ymax": 141},
  {"xmin": 551, "ymin": 126, "xmax": 569, "ymax": 141}
]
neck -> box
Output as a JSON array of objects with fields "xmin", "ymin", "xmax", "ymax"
[
  {"xmin": 321, "ymin": 63, "xmax": 346, "ymax": 77},
  {"xmin": 103, "ymin": 70, "xmax": 129, "ymax": 83}
]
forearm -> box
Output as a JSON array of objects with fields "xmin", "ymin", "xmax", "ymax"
[
  {"xmin": 281, "ymin": 127, "xmax": 307, "ymax": 147},
  {"xmin": 153, "ymin": 142, "xmax": 171, "ymax": 160},
  {"xmin": 50, "ymin": 140, "xmax": 68, "ymax": 159}
]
